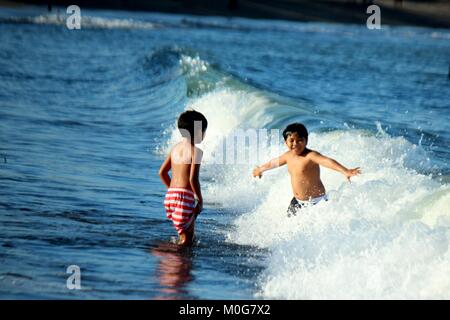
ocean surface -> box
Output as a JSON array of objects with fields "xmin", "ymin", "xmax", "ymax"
[{"xmin": 0, "ymin": 5, "xmax": 449, "ymax": 299}]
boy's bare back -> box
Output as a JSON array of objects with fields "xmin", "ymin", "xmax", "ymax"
[
  {"xmin": 159, "ymin": 110, "xmax": 208, "ymax": 246},
  {"xmin": 169, "ymin": 141, "xmax": 203, "ymax": 190}
]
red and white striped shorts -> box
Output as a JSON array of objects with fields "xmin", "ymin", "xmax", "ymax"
[{"xmin": 164, "ymin": 188, "xmax": 196, "ymax": 235}]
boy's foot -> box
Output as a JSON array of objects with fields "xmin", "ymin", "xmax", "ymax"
[{"xmin": 177, "ymin": 232, "xmax": 195, "ymax": 246}]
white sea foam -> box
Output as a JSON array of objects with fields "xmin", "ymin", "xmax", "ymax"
[
  {"xmin": 180, "ymin": 55, "xmax": 209, "ymax": 76},
  {"xmin": 226, "ymin": 130, "xmax": 450, "ymax": 299},
  {"xmin": 4, "ymin": 14, "xmax": 159, "ymax": 29},
  {"xmin": 161, "ymin": 54, "xmax": 450, "ymax": 299}
]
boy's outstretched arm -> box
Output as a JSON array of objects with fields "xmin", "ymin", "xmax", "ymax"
[
  {"xmin": 253, "ymin": 153, "xmax": 287, "ymax": 178},
  {"xmin": 158, "ymin": 152, "xmax": 172, "ymax": 188},
  {"xmin": 309, "ymin": 151, "xmax": 361, "ymax": 182},
  {"xmin": 190, "ymin": 148, "xmax": 203, "ymax": 215}
]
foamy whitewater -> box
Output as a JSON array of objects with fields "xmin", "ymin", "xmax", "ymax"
[
  {"xmin": 164, "ymin": 54, "xmax": 450, "ymax": 299},
  {"xmin": 1, "ymin": 6, "xmax": 449, "ymax": 299},
  {"xmin": 229, "ymin": 130, "xmax": 450, "ymax": 299}
]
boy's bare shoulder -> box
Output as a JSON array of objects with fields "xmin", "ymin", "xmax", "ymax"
[
  {"xmin": 304, "ymin": 148, "xmax": 320, "ymax": 156},
  {"xmin": 170, "ymin": 142, "xmax": 183, "ymax": 157},
  {"xmin": 279, "ymin": 150, "xmax": 293, "ymax": 161},
  {"xmin": 282, "ymin": 149, "xmax": 294, "ymax": 157},
  {"xmin": 304, "ymin": 149, "xmax": 325, "ymax": 161}
]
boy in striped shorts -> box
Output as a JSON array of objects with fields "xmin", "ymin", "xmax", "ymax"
[{"xmin": 159, "ymin": 110, "xmax": 207, "ymax": 246}]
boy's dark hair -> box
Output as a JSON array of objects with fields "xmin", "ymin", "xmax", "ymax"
[
  {"xmin": 178, "ymin": 110, "xmax": 208, "ymax": 140},
  {"xmin": 282, "ymin": 123, "xmax": 308, "ymax": 142}
]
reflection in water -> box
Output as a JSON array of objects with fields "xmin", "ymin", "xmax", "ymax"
[{"xmin": 151, "ymin": 242, "xmax": 195, "ymax": 300}]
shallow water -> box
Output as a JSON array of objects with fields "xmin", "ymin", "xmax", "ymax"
[{"xmin": 0, "ymin": 6, "xmax": 449, "ymax": 299}]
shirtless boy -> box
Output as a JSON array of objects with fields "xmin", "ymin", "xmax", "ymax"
[
  {"xmin": 253, "ymin": 123, "xmax": 361, "ymax": 216},
  {"xmin": 159, "ymin": 110, "xmax": 207, "ymax": 245}
]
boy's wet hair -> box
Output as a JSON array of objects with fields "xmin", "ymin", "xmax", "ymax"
[
  {"xmin": 177, "ymin": 110, "xmax": 208, "ymax": 141},
  {"xmin": 282, "ymin": 123, "xmax": 308, "ymax": 142}
]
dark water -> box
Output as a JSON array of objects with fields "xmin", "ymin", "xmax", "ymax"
[{"xmin": 0, "ymin": 6, "xmax": 449, "ymax": 299}]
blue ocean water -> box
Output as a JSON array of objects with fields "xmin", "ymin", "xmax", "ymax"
[{"xmin": 0, "ymin": 6, "xmax": 449, "ymax": 299}]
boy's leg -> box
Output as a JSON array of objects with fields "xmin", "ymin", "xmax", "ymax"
[{"xmin": 178, "ymin": 222, "xmax": 195, "ymax": 246}]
